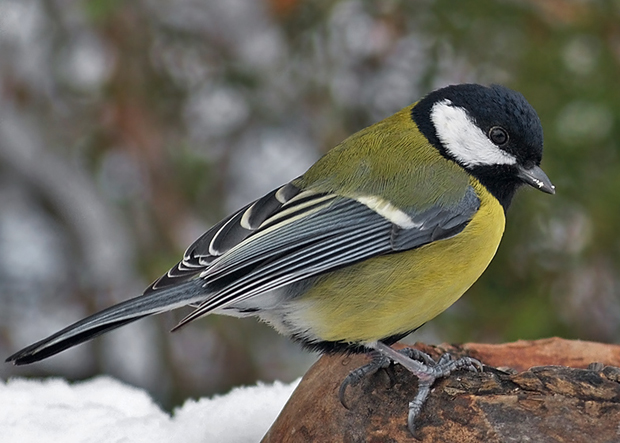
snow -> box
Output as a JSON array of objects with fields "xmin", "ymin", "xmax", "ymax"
[{"xmin": 0, "ymin": 376, "xmax": 300, "ymax": 443}]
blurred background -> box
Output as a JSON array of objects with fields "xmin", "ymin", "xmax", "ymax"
[{"xmin": 1, "ymin": 0, "xmax": 619, "ymax": 411}]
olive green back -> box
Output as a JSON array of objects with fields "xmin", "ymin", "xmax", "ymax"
[{"xmin": 295, "ymin": 105, "xmax": 470, "ymax": 211}]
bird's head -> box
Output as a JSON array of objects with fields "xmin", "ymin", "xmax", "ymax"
[{"xmin": 412, "ymin": 83, "xmax": 555, "ymax": 209}]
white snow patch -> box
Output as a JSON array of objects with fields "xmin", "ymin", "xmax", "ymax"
[{"xmin": 0, "ymin": 376, "xmax": 300, "ymax": 443}]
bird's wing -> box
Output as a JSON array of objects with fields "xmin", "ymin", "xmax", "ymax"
[
  {"xmin": 5, "ymin": 181, "xmax": 479, "ymax": 365},
  {"xmin": 170, "ymin": 182, "xmax": 481, "ymax": 329}
]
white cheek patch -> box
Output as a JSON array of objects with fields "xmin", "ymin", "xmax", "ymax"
[{"xmin": 430, "ymin": 100, "xmax": 517, "ymax": 167}]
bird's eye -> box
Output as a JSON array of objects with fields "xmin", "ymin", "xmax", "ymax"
[{"xmin": 489, "ymin": 126, "xmax": 509, "ymax": 145}]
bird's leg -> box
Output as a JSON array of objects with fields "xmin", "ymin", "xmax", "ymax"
[{"xmin": 368, "ymin": 341, "xmax": 483, "ymax": 436}]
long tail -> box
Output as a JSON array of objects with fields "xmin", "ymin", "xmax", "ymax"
[{"xmin": 6, "ymin": 280, "xmax": 207, "ymax": 365}]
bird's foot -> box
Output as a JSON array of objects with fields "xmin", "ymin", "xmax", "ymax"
[
  {"xmin": 339, "ymin": 351, "xmax": 391, "ymax": 409},
  {"xmin": 343, "ymin": 342, "xmax": 482, "ymax": 436},
  {"xmin": 339, "ymin": 347, "xmax": 442, "ymax": 408}
]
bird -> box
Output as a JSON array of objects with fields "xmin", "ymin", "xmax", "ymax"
[{"xmin": 6, "ymin": 83, "xmax": 555, "ymax": 435}]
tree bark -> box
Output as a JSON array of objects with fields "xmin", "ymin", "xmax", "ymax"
[{"xmin": 263, "ymin": 338, "xmax": 620, "ymax": 442}]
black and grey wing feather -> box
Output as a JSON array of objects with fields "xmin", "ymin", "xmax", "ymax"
[
  {"xmin": 173, "ymin": 196, "xmax": 393, "ymax": 328},
  {"xmin": 146, "ymin": 182, "xmax": 302, "ymax": 293},
  {"xmin": 173, "ymin": 186, "xmax": 481, "ymax": 328},
  {"xmin": 6, "ymin": 181, "xmax": 480, "ymax": 365}
]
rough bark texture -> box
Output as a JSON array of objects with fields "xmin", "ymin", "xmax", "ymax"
[{"xmin": 263, "ymin": 338, "xmax": 620, "ymax": 442}]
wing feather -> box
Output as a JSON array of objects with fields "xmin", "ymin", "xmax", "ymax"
[
  {"xmin": 194, "ymin": 223, "xmax": 390, "ymax": 312},
  {"xmin": 145, "ymin": 182, "xmax": 304, "ymax": 293},
  {"xmin": 148, "ymin": 180, "xmax": 480, "ymax": 330},
  {"xmin": 171, "ymin": 187, "xmax": 479, "ymax": 329}
]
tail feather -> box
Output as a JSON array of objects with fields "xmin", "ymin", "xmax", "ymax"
[{"xmin": 6, "ymin": 280, "xmax": 206, "ymax": 365}]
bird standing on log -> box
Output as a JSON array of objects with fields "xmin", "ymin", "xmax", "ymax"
[{"xmin": 7, "ymin": 83, "xmax": 555, "ymax": 434}]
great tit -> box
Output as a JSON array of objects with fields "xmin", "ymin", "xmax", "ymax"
[{"xmin": 6, "ymin": 83, "xmax": 554, "ymax": 434}]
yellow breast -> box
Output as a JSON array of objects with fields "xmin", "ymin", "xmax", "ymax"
[{"xmin": 293, "ymin": 178, "xmax": 505, "ymax": 344}]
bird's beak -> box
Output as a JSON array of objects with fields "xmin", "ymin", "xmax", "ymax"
[{"xmin": 517, "ymin": 165, "xmax": 555, "ymax": 194}]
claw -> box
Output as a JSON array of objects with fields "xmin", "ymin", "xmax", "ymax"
[
  {"xmin": 407, "ymin": 374, "xmax": 434, "ymax": 436},
  {"xmin": 338, "ymin": 384, "xmax": 352, "ymax": 410}
]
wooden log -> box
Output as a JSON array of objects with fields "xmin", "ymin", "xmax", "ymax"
[{"xmin": 263, "ymin": 338, "xmax": 620, "ymax": 442}]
